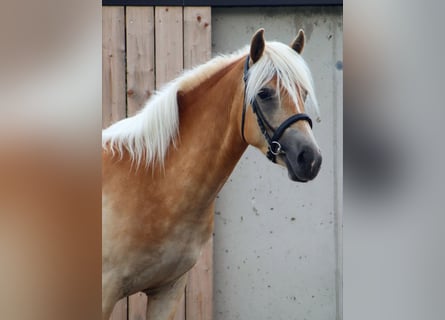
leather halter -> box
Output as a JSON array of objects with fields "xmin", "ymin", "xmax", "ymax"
[{"xmin": 241, "ymin": 56, "xmax": 313, "ymax": 163}]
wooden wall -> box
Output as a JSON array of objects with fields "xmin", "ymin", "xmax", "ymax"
[{"xmin": 102, "ymin": 6, "xmax": 213, "ymax": 320}]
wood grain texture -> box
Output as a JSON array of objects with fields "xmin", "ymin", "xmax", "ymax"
[
  {"xmin": 155, "ymin": 7, "xmax": 183, "ymax": 88},
  {"xmin": 186, "ymin": 238, "xmax": 213, "ymax": 320},
  {"xmin": 126, "ymin": 7, "xmax": 155, "ymax": 116},
  {"xmin": 174, "ymin": 290, "xmax": 186, "ymax": 320},
  {"xmin": 110, "ymin": 298, "xmax": 128, "ymax": 320},
  {"xmin": 128, "ymin": 292, "xmax": 147, "ymax": 320},
  {"xmin": 102, "ymin": 6, "xmax": 126, "ymax": 128},
  {"xmin": 183, "ymin": 7, "xmax": 211, "ymax": 68}
]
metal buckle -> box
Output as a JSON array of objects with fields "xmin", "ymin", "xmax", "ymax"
[{"xmin": 270, "ymin": 141, "xmax": 282, "ymax": 155}]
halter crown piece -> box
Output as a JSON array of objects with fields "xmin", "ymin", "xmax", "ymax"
[{"xmin": 241, "ymin": 55, "xmax": 313, "ymax": 163}]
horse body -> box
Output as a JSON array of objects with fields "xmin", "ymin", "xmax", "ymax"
[
  {"xmin": 102, "ymin": 29, "xmax": 321, "ymax": 320},
  {"xmin": 102, "ymin": 57, "xmax": 247, "ymax": 318}
]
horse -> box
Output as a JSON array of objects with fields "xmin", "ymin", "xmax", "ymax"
[{"xmin": 102, "ymin": 28, "xmax": 322, "ymax": 320}]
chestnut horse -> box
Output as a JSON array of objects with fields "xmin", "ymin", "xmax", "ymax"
[{"xmin": 102, "ymin": 28, "xmax": 322, "ymax": 320}]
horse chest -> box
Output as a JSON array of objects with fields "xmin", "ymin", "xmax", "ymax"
[
  {"xmin": 104, "ymin": 193, "xmax": 209, "ymax": 292},
  {"xmin": 125, "ymin": 220, "xmax": 205, "ymax": 294}
]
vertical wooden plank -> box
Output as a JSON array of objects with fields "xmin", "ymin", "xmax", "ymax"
[
  {"xmin": 156, "ymin": 7, "xmax": 184, "ymax": 320},
  {"xmin": 103, "ymin": 6, "xmax": 127, "ymax": 320},
  {"xmin": 174, "ymin": 291, "xmax": 186, "ymax": 320},
  {"xmin": 126, "ymin": 7, "xmax": 156, "ymax": 319},
  {"xmin": 102, "ymin": 6, "xmax": 126, "ymax": 128},
  {"xmin": 183, "ymin": 7, "xmax": 211, "ymax": 68},
  {"xmin": 109, "ymin": 298, "xmax": 128, "ymax": 320},
  {"xmin": 154, "ymin": 5, "xmax": 185, "ymax": 320},
  {"xmin": 155, "ymin": 6, "xmax": 183, "ymax": 88},
  {"xmin": 126, "ymin": 7, "xmax": 155, "ymax": 117},
  {"xmin": 184, "ymin": 7, "xmax": 213, "ymax": 320},
  {"xmin": 186, "ymin": 238, "xmax": 213, "ymax": 320},
  {"xmin": 128, "ymin": 292, "xmax": 147, "ymax": 320}
]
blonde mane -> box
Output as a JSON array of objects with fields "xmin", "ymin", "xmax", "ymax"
[{"xmin": 102, "ymin": 41, "xmax": 319, "ymax": 169}]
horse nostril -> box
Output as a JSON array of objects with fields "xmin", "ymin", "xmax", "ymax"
[
  {"xmin": 297, "ymin": 150, "xmax": 306, "ymax": 165},
  {"xmin": 297, "ymin": 147, "xmax": 313, "ymax": 166}
]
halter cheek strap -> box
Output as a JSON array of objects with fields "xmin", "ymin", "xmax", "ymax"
[
  {"xmin": 240, "ymin": 57, "xmax": 250, "ymax": 143},
  {"xmin": 241, "ymin": 56, "xmax": 313, "ymax": 163}
]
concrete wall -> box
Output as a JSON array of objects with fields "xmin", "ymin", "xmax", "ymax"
[{"xmin": 212, "ymin": 7, "xmax": 342, "ymax": 320}]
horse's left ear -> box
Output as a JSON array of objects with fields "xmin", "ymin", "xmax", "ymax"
[
  {"xmin": 290, "ymin": 29, "xmax": 305, "ymax": 54},
  {"xmin": 250, "ymin": 28, "xmax": 265, "ymax": 63}
]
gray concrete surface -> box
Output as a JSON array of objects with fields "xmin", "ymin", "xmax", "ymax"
[{"xmin": 212, "ymin": 6, "xmax": 342, "ymax": 320}]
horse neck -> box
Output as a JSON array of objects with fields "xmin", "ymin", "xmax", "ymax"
[{"xmin": 167, "ymin": 58, "xmax": 247, "ymax": 204}]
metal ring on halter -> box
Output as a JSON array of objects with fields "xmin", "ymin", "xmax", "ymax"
[{"xmin": 270, "ymin": 141, "xmax": 282, "ymax": 155}]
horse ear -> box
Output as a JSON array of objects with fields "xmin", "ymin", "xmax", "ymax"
[
  {"xmin": 250, "ymin": 28, "xmax": 265, "ymax": 63},
  {"xmin": 290, "ymin": 29, "xmax": 305, "ymax": 54}
]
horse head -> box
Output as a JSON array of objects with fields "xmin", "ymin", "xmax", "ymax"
[{"xmin": 241, "ymin": 28, "xmax": 322, "ymax": 182}]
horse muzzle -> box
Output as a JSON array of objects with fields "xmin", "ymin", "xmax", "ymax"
[{"xmin": 280, "ymin": 133, "xmax": 322, "ymax": 182}]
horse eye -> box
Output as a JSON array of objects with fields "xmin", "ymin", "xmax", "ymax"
[{"xmin": 257, "ymin": 88, "xmax": 274, "ymax": 100}]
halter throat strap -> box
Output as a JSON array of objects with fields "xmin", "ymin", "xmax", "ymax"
[{"xmin": 240, "ymin": 55, "xmax": 313, "ymax": 163}]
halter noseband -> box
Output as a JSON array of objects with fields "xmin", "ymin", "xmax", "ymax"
[{"xmin": 241, "ymin": 56, "xmax": 313, "ymax": 163}]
